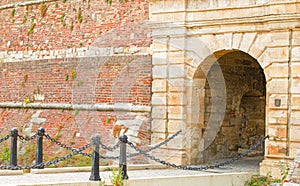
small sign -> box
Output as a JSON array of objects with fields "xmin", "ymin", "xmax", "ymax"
[{"xmin": 275, "ymin": 99, "xmax": 281, "ymax": 107}]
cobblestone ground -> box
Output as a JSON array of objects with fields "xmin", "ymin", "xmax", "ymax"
[{"xmin": 0, "ymin": 156, "xmax": 262, "ymax": 185}]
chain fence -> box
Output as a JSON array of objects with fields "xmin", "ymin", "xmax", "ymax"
[
  {"xmin": 89, "ymin": 130, "xmax": 183, "ymax": 160},
  {"xmin": 0, "ymin": 127, "xmax": 269, "ymax": 173},
  {"xmin": 127, "ymin": 135, "xmax": 269, "ymax": 171},
  {"xmin": 43, "ymin": 133, "xmax": 91, "ymax": 152},
  {"xmin": 0, "ymin": 129, "xmax": 92, "ymax": 170},
  {"xmin": 100, "ymin": 141, "xmax": 120, "ymax": 152},
  {"xmin": 18, "ymin": 133, "xmax": 37, "ymax": 141},
  {"xmin": 0, "ymin": 134, "xmax": 10, "ymax": 144}
]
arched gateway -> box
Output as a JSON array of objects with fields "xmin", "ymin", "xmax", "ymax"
[
  {"xmin": 149, "ymin": 0, "xmax": 300, "ymax": 178},
  {"xmin": 195, "ymin": 50, "xmax": 266, "ymax": 164}
]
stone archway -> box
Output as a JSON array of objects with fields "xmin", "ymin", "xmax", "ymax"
[{"xmin": 192, "ymin": 50, "xmax": 266, "ymax": 164}]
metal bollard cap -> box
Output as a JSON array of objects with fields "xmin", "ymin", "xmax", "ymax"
[
  {"xmin": 37, "ymin": 127, "xmax": 45, "ymax": 135},
  {"xmin": 11, "ymin": 128, "xmax": 18, "ymax": 136},
  {"xmin": 91, "ymin": 135, "xmax": 100, "ymax": 145},
  {"xmin": 119, "ymin": 134, "xmax": 128, "ymax": 143}
]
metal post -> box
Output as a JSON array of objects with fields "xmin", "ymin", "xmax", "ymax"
[
  {"xmin": 35, "ymin": 127, "xmax": 45, "ymax": 169},
  {"xmin": 10, "ymin": 128, "xmax": 18, "ymax": 168},
  {"xmin": 119, "ymin": 134, "xmax": 129, "ymax": 180},
  {"xmin": 89, "ymin": 135, "xmax": 101, "ymax": 181}
]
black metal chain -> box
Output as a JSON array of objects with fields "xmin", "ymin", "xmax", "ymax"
[
  {"xmin": 77, "ymin": 151, "xmax": 120, "ymax": 160},
  {"xmin": 43, "ymin": 133, "xmax": 91, "ymax": 153},
  {"xmin": 0, "ymin": 133, "xmax": 92, "ymax": 170},
  {"xmin": 18, "ymin": 133, "xmax": 37, "ymax": 141},
  {"xmin": 128, "ymin": 135, "xmax": 269, "ymax": 171},
  {"xmin": 79, "ymin": 130, "xmax": 182, "ymax": 160},
  {"xmin": 0, "ymin": 134, "xmax": 11, "ymax": 144},
  {"xmin": 0, "ymin": 152, "xmax": 79, "ymax": 170},
  {"xmin": 27, "ymin": 151, "xmax": 77, "ymax": 169},
  {"xmin": 128, "ymin": 130, "xmax": 182, "ymax": 158},
  {"xmin": 0, "ymin": 129, "xmax": 268, "ymax": 171},
  {"xmin": 0, "ymin": 165, "xmax": 23, "ymax": 170},
  {"xmin": 41, "ymin": 152, "xmax": 75, "ymax": 168},
  {"xmin": 100, "ymin": 141, "xmax": 120, "ymax": 151}
]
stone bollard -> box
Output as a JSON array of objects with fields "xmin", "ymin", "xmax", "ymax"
[
  {"xmin": 119, "ymin": 134, "xmax": 129, "ymax": 180},
  {"xmin": 89, "ymin": 135, "xmax": 101, "ymax": 181}
]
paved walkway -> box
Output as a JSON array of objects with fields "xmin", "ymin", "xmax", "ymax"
[{"xmin": 0, "ymin": 157, "xmax": 262, "ymax": 186}]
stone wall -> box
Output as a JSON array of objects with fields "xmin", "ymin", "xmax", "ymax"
[{"xmin": 149, "ymin": 0, "xmax": 300, "ymax": 178}]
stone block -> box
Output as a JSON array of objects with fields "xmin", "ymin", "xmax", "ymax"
[
  {"xmin": 268, "ymin": 126, "xmax": 287, "ymax": 139},
  {"xmin": 200, "ymin": 34, "xmax": 219, "ymax": 53},
  {"xmin": 292, "ymin": 47, "xmax": 300, "ymax": 61},
  {"xmin": 169, "ymin": 37, "xmax": 186, "ymax": 51},
  {"xmin": 169, "ymin": 64, "xmax": 185, "ymax": 78},
  {"xmin": 268, "ymin": 110, "xmax": 288, "ymax": 124},
  {"xmin": 232, "ymin": 33, "xmax": 243, "ymax": 49},
  {"xmin": 150, "ymin": 147, "xmax": 187, "ymax": 165},
  {"xmin": 152, "ymin": 79, "xmax": 167, "ymax": 92},
  {"xmin": 269, "ymin": 31, "xmax": 290, "ymax": 47},
  {"xmin": 151, "ymin": 119, "xmax": 167, "ymax": 132},
  {"xmin": 269, "ymin": 94, "xmax": 288, "ymax": 109},
  {"xmin": 268, "ymin": 78, "xmax": 289, "ymax": 94},
  {"xmin": 260, "ymin": 159, "xmax": 287, "ymax": 179},
  {"xmin": 151, "ymin": 39, "xmax": 168, "ymax": 52},
  {"xmin": 290, "ymin": 125, "xmax": 300, "ymax": 140},
  {"xmin": 151, "ymin": 93, "xmax": 167, "ymax": 105},
  {"xmin": 293, "ymin": 30, "xmax": 300, "ymax": 45},
  {"xmin": 267, "ymin": 141, "xmax": 287, "ymax": 156},
  {"xmin": 168, "ymin": 79, "xmax": 186, "ymax": 92},
  {"xmin": 185, "ymin": 36, "xmax": 211, "ymax": 63},
  {"xmin": 215, "ymin": 33, "xmax": 232, "ymax": 50},
  {"xmin": 168, "ymin": 106, "xmax": 186, "ymax": 119},
  {"xmin": 168, "ymin": 106, "xmax": 185, "ymax": 115},
  {"xmin": 292, "ymin": 62, "xmax": 300, "ymax": 76},
  {"xmin": 156, "ymin": 11, "xmax": 186, "ymax": 22},
  {"xmin": 269, "ymin": 2, "xmax": 297, "ymax": 15},
  {"xmin": 291, "ymin": 95, "xmax": 300, "ymax": 110},
  {"xmin": 151, "ymin": 132, "xmax": 166, "ymax": 144},
  {"xmin": 291, "ymin": 111, "xmax": 300, "ymax": 125},
  {"xmin": 168, "ymin": 120, "xmax": 185, "ymax": 132},
  {"xmin": 152, "ymin": 52, "xmax": 167, "ymax": 65},
  {"xmin": 168, "ymin": 92, "xmax": 187, "ymax": 105},
  {"xmin": 168, "ymin": 51, "xmax": 185, "ymax": 64},
  {"xmin": 265, "ymin": 63, "xmax": 289, "ymax": 78},
  {"xmin": 152, "ymin": 65, "xmax": 167, "ymax": 79},
  {"xmin": 249, "ymin": 33, "xmax": 270, "ymax": 59},
  {"xmin": 240, "ymin": 32, "xmax": 257, "ymax": 52},
  {"xmin": 161, "ymin": 134, "xmax": 185, "ymax": 149},
  {"xmin": 151, "ymin": 106, "xmax": 167, "ymax": 119},
  {"xmin": 290, "ymin": 142, "xmax": 300, "ymax": 157},
  {"xmin": 291, "ymin": 78, "xmax": 300, "ymax": 94},
  {"xmin": 185, "ymin": 65, "xmax": 197, "ymax": 79},
  {"xmin": 266, "ymin": 47, "xmax": 289, "ymax": 63},
  {"xmin": 150, "ymin": 132, "xmax": 185, "ymax": 149},
  {"xmin": 258, "ymin": 51, "xmax": 271, "ymax": 69}
]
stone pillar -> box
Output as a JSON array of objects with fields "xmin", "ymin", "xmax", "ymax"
[
  {"xmin": 260, "ymin": 30, "xmax": 300, "ymax": 178},
  {"xmin": 149, "ymin": 0, "xmax": 189, "ymax": 165}
]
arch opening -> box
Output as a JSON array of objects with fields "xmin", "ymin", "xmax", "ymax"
[{"xmin": 193, "ymin": 50, "xmax": 266, "ymax": 164}]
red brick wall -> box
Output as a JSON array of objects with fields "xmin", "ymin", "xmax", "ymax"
[
  {"xmin": 0, "ymin": 0, "xmax": 152, "ymax": 164},
  {"xmin": 0, "ymin": 0, "xmax": 150, "ymax": 51},
  {"xmin": 0, "ymin": 108, "xmax": 151, "ymax": 163},
  {"xmin": 0, "ymin": 56, "xmax": 151, "ymax": 104}
]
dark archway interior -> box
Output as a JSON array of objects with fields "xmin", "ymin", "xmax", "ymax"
[{"xmin": 201, "ymin": 51, "xmax": 266, "ymax": 163}]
